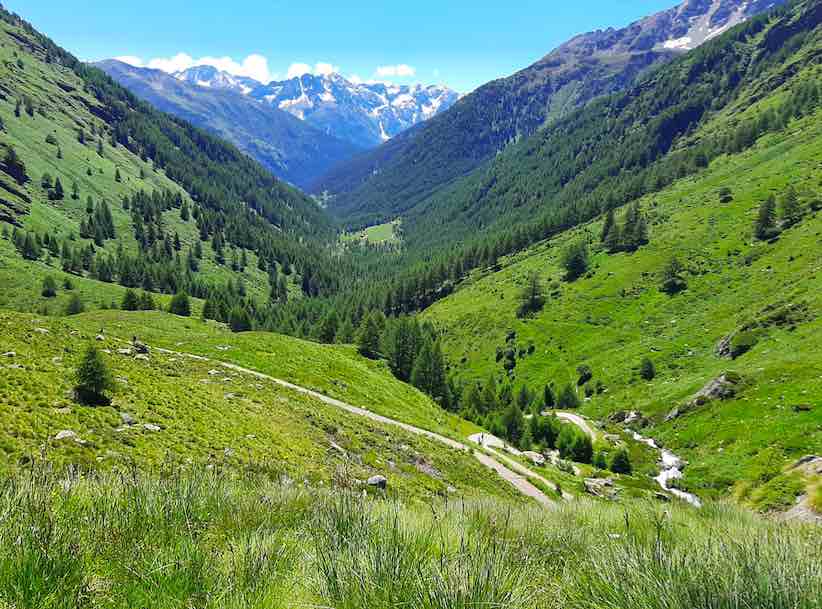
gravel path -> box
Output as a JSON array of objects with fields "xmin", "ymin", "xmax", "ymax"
[
  {"xmin": 148, "ymin": 344, "xmax": 555, "ymax": 506},
  {"xmin": 555, "ymin": 412, "xmax": 597, "ymax": 439}
]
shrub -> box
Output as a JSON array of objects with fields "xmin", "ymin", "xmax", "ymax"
[
  {"xmin": 576, "ymin": 364, "xmax": 593, "ymax": 386},
  {"xmin": 660, "ymin": 257, "xmax": 687, "ymax": 295},
  {"xmin": 730, "ymin": 330, "xmax": 760, "ymax": 359},
  {"xmin": 229, "ymin": 306, "xmax": 253, "ymax": 333},
  {"xmin": 74, "ymin": 344, "xmax": 114, "ymax": 405},
  {"xmin": 557, "ymin": 384, "xmax": 580, "ymax": 408},
  {"xmin": 610, "ymin": 449, "xmax": 632, "ymax": 474},
  {"xmin": 168, "ymin": 292, "xmax": 191, "ymax": 317},
  {"xmin": 41, "ymin": 275, "xmax": 57, "ymax": 298},
  {"xmin": 557, "ymin": 426, "xmax": 593, "ymax": 464},
  {"xmin": 64, "ymin": 293, "xmax": 84, "ymax": 315},
  {"xmin": 121, "ymin": 289, "xmax": 140, "ymax": 311},
  {"xmin": 640, "ymin": 357, "xmax": 656, "ymax": 381},
  {"xmin": 561, "ymin": 240, "xmax": 590, "ymax": 281}
]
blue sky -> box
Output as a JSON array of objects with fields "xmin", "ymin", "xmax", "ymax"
[{"xmin": 6, "ymin": 0, "xmax": 678, "ymax": 91}]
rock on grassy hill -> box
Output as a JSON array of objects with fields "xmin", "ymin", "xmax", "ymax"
[
  {"xmin": 0, "ymin": 309, "xmax": 519, "ymax": 502},
  {"xmin": 424, "ymin": 104, "xmax": 822, "ymax": 512}
]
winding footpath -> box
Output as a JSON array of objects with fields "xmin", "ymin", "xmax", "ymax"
[{"xmin": 149, "ymin": 345, "xmax": 556, "ymax": 506}]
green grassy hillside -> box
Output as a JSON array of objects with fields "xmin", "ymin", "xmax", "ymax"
[
  {"xmin": 0, "ymin": 309, "xmax": 515, "ymax": 502},
  {"xmin": 425, "ymin": 107, "xmax": 822, "ymax": 509},
  {"xmin": 0, "ymin": 6, "xmax": 340, "ymax": 319},
  {"xmin": 1, "ymin": 469, "xmax": 819, "ymax": 609}
]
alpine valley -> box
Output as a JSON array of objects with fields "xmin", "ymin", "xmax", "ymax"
[{"xmin": 0, "ymin": 0, "xmax": 820, "ymax": 607}]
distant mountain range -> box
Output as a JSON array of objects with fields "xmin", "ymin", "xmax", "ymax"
[
  {"xmin": 312, "ymin": 0, "xmax": 788, "ymax": 224},
  {"xmin": 96, "ymin": 60, "xmax": 362, "ymax": 188},
  {"xmin": 97, "ymin": 61, "xmax": 459, "ymax": 185},
  {"xmin": 246, "ymin": 74, "xmax": 459, "ymax": 149}
]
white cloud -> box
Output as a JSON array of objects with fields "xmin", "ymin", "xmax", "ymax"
[
  {"xmin": 116, "ymin": 52, "xmax": 275, "ymax": 83},
  {"xmin": 376, "ymin": 64, "xmax": 416, "ymax": 78},
  {"xmin": 114, "ymin": 55, "xmax": 145, "ymax": 67},
  {"xmin": 287, "ymin": 62, "xmax": 340, "ymax": 79}
]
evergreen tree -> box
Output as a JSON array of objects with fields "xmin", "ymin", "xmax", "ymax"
[
  {"xmin": 121, "ymin": 289, "xmax": 140, "ymax": 311},
  {"xmin": 356, "ymin": 311, "xmax": 382, "ymax": 358},
  {"xmin": 754, "ymin": 195, "xmax": 778, "ymax": 240},
  {"xmin": 600, "ymin": 208, "xmax": 615, "ymax": 244},
  {"xmin": 557, "ymin": 384, "xmax": 580, "ymax": 408},
  {"xmin": 180, "ymin": 200, "xmax": 190, "ymax": 221},
  {"xmin": 229, "ymin": 306, "xmax": 253, "ymax": 332},
  {"xmin": 480, "ymin": 376, "xmax": 498, "ymax": 414},
  {"xmin": 64, "ymin": 293, "xmax": 85, "ymax": 316},
  {"xmin": 660, "ymin": 257, "xmax": 687, "ymax": 295},
  {"xmin": 640, "ymin": 357, "xmax": 656, "ymax": 381},
  {"xmin": 2, "ymin": 146, "xmax": 28, "ymax": 184},
  {"xmin": 139, "ymin": 292, "xmax": 155, "ymax": 310},
  {"xmin": 168, "ymin": 292, "xmax": 191, "ymax": 317},
  {"xmin": 516, "ymin": 271, "xmax": 545, "ymax": 318},
  {"xmin": 74, "ymin": 344, "xmax": 114, "ymax": 405},
  {"xmin": 779, "ymin": 186, "xmax": 803, "ymax": 228},
  {"xmin": 21, "ymin": 233, "xmax": 40, "ymax": 260},
  {"xmin": 115, "ymin": 167, "xmax": 122, "ymax": 182},
  {"xmin": 543, "ymin": 384, "xmax": 556, "ymax": 409},
  {"xmin": 336, "ymin": 318, "xmax": 355, "ymax": 344},
  {"xmin": 318, "ymin": 310, "xmax": 339, "ymax": 343},
  {"xmin": 52, "ymin": 176, "xmax": 64, "ymax": 200},
  {"xmin": 411, "ymin": 336, "xmax": 435, "ymax": 394},
  {"xmin": 41, "ymin": 275, "xmax": 57, "ymax": 298},
  {"xmin": 609, "ymin": 448, "xmax": 632, "ymax": 474},
  {"xmin": 561, "ymin": 240, "xmax": 590, "ymax": 281},
  {"xmin": 501, "ymin": 401, "xmax": 525, "ymax": 447}
]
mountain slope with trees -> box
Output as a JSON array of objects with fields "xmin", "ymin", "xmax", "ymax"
[
  {"xmin": 312, "ymin": 0, "xmax": 788, "ymax": 227},
  {"xmin": 96, "ymin": 60, "xmax": 363, "ymax": 188},
  {"xmin": 0, "ymin": 5, "xmax": 350, "ymax": 328}
]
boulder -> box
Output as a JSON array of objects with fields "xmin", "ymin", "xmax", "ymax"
[
  {"xmin": 2, "ymin": 351, "xmax": 15, "ymax": 358},
  {"xmin": 117, "ymin": 348, "xmax": 133, "ymax": 356},
  {"xmin": 134, "ymin": 354, "xmax": 150, "ymax": 361},
  {"xmin": 143, "ymin": 423, "xmax": 161, "ymax": 432},
  {"xmin": 523, "ymin": 451, "xmax": 546, "ymax": 466},
  {"xmin": 667, "ymin": 373, "xmax": 741, "ymax": 421},
  {"xmin": 654, "ymin": 492, "xmax": 672, "ymax": 502},
  {"xmin": 120, "ymin": 412, "xmax": 136, "ymax": 426},
  {"xmin": 133, "ymin": 341, "xmax": 150, "ymax": 354},
  {"xmin": 792, "ymin": 455, "xmax": 822, "ymax": 476},
  {"xmin": 95, "ymin": 334, "xmax": 105, "ymax": 341},
  {"xmin": 715, "ymin": 334, "xmax": 733, "ymax": 359},
  {"xmin": 792, "ymin": 404, "xmax": 813, "ymax": 413},
  {"xmin": 366, "ymin": 475, "xmax": 387, "ymax": 490},
  {"xmin": 584, "ymin": 477, "xmax": 616, "ymax": 498},
  {"xmin": 607, "ymin": 411, "xmax": 628, "ymax": 424},
  {"xmin": 54, "ymin": 430, "xmax": 85, "ymax": 444}
]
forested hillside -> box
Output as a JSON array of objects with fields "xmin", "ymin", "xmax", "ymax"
[
  {"xmin": 0, "ymin": 5, "xmax": 349, "ymax": 328},
  {"xmin": 312, "ymin": 0, "xmax": 788, "ymax": 227},
  {"xmin": 96, "ymin": 60, "xmax": 363, "ymax": 189},
  {"xmin": 329, "ymin": 0, "xmax": 821, "ymax": 321}
]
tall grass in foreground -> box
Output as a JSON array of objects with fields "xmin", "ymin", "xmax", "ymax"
[{"xmin": 0, "ymin": 466, "xmax": 819, "ymax": 608}]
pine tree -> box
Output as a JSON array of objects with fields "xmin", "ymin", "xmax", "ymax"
[
  {"xmin": 779, "ymin": 186, "xmax": 803, "ymax": 228},
  {"xmin": 754, "ymin": 195, "xmax": 778, "ymax": 240},
  {"xmin": 600, "ymin": 208, "xmax": 615, "ymax": 244},
  {"xmin": 41, "ymin": 275, "xmax": 57, "ymax": 298},
  {"xmin": 557, "ymin": 384, "xmax": 580, "ymax": 408},
  {"xmin": 121, "ymin": 289, "xmax": 140, "ymax": 311},
  {"xmin": 318, "ymin": 310, "xmax": 339, "ymax": 343},
  {"xmin": 115, "ymin": 168, "xmax": 122, "ymax": 182},
  {"xmin": 543, "ymin": 384, "xmax": 556, "ymax": 409},
  {"xmin": 516, "ymin": 271, "xmax": 545, "ymax": 318},
  {"xmin": 640, "ymin": 357, "xmax": 656, "ymax": 381},
  {"xmin": 411, "ymin": 336, "xmax": 435, "ymax": 394},
  {"xmin": 64, "ymin": 293, "xmax": 85, "ymax": 316},
  {"xmin": 660, "ymin": 257, "xmax": 687, "ymax": 295},
  {"xmin": 74, "ymin": 344, "xmax": 114, "ymax": 405},
  {"xmin": 53, "ymin": 177, "xmax": 64, "ymax": 200},
  {"xmin": 561, "ymin": 240, "xmax": 589, "ymax": 281},
  {"xmin": 168, "ymin": 292, "xmax": 191, "ymax": 317},
  {"xmin": 480, "ymin": 376, "xmax": 498, "ymax": 414},
  {"xmin": 356, "ymin": 312, "xmax": 382, "ymax": 358},
  {"xmin": 336, "ymin": 318, "xmax": 355, "ymax": 344},
  {"xmin": 229, "ymin": 306, "xmax": 253, "ymax": 332},
  {"xmin": 610, "ymin": 448, "xmax": 632, "ymax": 474},
  {"xmin": 501, "ymin": 401, "xmax": 525, "ymax": 447},
  {"xmin": 139, "ymin": 292, "xmax": 155, "ymax": 311}
]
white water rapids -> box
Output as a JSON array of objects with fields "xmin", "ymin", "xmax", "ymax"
[{"xmin": 630, "ymin": 429, "xmax": 702, "ymax": 507}]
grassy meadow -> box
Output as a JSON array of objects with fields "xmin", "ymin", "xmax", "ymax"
[{"xmin": 0, "ymin": 467, "xmax": 819, "ymax": 609}]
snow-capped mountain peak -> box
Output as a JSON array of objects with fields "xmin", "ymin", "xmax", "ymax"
[
  {"xmin": 250, "ymin": 74, "xmax": 459, "ymax": 148},
  {"xmin": 172, "ymin": 65, "xmax": 261, "ymax": 95}
]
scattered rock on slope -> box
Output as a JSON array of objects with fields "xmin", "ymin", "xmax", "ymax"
[{"xmin": 666, "ymin": 373, "xmax": 741, "ymax": 421}]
